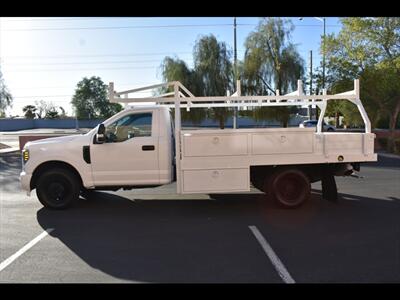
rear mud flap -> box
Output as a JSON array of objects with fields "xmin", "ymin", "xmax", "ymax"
[{"xmin": 321, "ymin": 165, "xmax": 338, "ymax": 202}]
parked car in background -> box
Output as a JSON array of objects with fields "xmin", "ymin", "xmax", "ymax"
[{"xmin": 299, "ymin": 120, "xmax": 336, "ymax": 132}]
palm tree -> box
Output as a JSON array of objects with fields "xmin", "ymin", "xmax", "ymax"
[{"xmin": 22, "ymin": 105, "xmax": 37, "ymax": 119}]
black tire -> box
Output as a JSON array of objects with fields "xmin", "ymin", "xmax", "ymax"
[
  {"xmin": 327, "ymin": 128, "xmax": 335, "ymax": 132},
  {"xmin": 36, "ymin": 168, "xmax": 80, "ymax": 210},
  {"xmin": 264, "ymin": 168, "xmax": 311, "ymax": 208}
]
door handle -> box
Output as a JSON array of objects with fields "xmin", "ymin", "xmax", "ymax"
[{"xmin": 142, "ymin": 145, "xmax": 155, "ymax": 151}]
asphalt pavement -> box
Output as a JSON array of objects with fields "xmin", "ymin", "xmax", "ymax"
[{"xmin": 0, "ymin": 152, "xmax": 399, "ymax": 283}]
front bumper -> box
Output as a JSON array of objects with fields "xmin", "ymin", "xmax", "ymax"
[{"xmin": 20, "ymin": 171, "xmax": 32, "ymax": 196}]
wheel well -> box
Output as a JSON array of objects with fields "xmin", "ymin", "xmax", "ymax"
[
  {"xmin": 31, "ymin": 161, "xmax": 83, "ymax": 190},
  {"xmin": 250, "ymin": 164, "xmax": 326, "ymax": 185}
]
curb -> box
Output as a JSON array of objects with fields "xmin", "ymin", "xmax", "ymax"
[{"xmin": 377, "ymin": 152, "xmax": 400, "ymax": 159}]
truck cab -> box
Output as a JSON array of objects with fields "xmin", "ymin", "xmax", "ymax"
[{"xmin": 20, "ymin": 106, "xmax": 174, "ymax": 209}]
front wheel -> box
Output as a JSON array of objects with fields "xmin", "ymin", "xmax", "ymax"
[
  {"xmin": 36, "ymin": 168, "xmax": 80, "ymax": 209},
  {"xmin": 264, "ymin": 168, "xmax": 311, "ymax": 208}
]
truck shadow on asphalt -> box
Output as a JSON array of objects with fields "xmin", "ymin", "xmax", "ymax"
[{"xmin": 36, "ymin": 190, "xmax": 400, "ymax": 283}]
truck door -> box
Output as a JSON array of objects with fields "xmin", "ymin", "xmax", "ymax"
[{"xmin": 90, "ymin": 111, "xmax": 159, "ymax": 186}]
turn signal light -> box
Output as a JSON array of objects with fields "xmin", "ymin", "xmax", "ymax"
[{"xmin": 22, "ymin": 149, "xmax": 29, "ymax": 163}]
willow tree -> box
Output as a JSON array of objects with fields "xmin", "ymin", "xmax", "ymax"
[
  {"xmin": 161, "ymin": 35, "xmax": 234, "ymax": 129},
  {"xmin": 242, "ymin": 17, "xmax": 305, "ymax": 127},
  {"xmin": 193, "ymin": 35, "xmax": 234, "ymax": 129},
  {"xmin": 161, "ymin": 57, "xmax": 206, "ymax": 125}
]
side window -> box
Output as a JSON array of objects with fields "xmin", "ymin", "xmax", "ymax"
[{"xmin": 105, "ymin": 113, "xmax": 152, "ymax": 143}]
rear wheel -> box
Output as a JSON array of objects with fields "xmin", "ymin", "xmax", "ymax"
[
  {"xmin": 36, "ymin": 168, "xmax": 80, "ymax": 209},
  {"xmin": 264, "ymin": 168, "xmax": 311, "ymax": 208}
]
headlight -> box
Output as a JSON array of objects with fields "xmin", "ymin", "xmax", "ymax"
[{"xmin": 22, "ymin": 149, "xmax": 29, "ymax": 163}]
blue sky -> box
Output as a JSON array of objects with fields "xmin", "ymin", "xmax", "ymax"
[{"xmin": 0, "ymin": 17, "xmax": 342, "ymax": 116}]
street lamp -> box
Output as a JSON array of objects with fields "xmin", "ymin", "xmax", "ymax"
[
  {"xmin": 299, "ymin": 17, "xmax": 326, "ymax": 89},
  {"xmin": 233, "ymin": 17, "xmax": 238, "ymax": 129},
  {"xmin": 315, "ymin": 17, "xmax": 326, "ymax": 90}
]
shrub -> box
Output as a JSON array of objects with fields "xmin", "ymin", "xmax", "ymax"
[
  {"xmin": 377, "ymin": 137, "xmax": 388, "ymax": 150},
  {"xmin": 393, "ymin": 138, "xmax": 400, "ymax": 155}
]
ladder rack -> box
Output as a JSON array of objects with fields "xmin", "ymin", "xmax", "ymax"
[
  {"xmin": 108, "ymin": 79, "xmax": 371, "ymax": 134},
  {"xmin": 108, "ymin": 79, "xmax": 372, "ymax": 194}
]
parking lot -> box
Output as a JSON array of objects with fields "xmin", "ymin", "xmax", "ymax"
[{"xmin": 1, "ymin": 151, "xmax": 400, "ymax": 283}]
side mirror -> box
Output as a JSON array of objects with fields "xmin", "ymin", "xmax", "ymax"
[
  {"xmin": 128, "ymin": 131, "xmax": 135, "ymax": 139},
  {"xmin": 96, "ymin": 124, "xmax": 106, "ymax": 144}
]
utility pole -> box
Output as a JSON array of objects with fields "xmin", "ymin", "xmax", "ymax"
[
  {"xmin": 233, "ymin": 17, "xmax": 238, "ymax": 129},
  {"xmin": 74, "ymin": 108, "xmax": 79, "ymax": 131},
  {"xmin": 309, "ymin": 50, "xmax": 313, "ymax": 120},
  {"xmin": 322, "ymin": 17, "xmax": 326, "ymax": 90},
  {"xmin": 234, "ymin": 17, "xmax": 237, "ymax": 77},
  {"xmin": 299, "ymin": 17, "xmax": 327, "ymax": 95}
]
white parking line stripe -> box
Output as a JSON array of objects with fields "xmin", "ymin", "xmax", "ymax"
[
  {"xmin": 0, "ymin": 229, "xmax": 54, "ymax": 272},
  {"xmin": 249, "ymin": 225, "xmax": 295, "ymax": 284}
]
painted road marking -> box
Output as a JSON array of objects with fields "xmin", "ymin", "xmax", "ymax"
[
  {"xmin": 0, "ymin": 229, "xmax": 54, "ymax": 272},
  {"xmin": 249, "ymin": 225, "xmax": 295, "ymax": 284}
]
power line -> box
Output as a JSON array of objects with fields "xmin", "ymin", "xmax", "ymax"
[
  {"xmin": 13, "ymin": 92, "xmax": 151, "ymax": 99},
  {"xmin": 2, "ymin": 22, "xmax": 341, "ymax": 32},
  {"xmin": 5, "ymin": 66, "xmax": 161, "ymax": 72},
  {"xmin": 3, "ymin": 17, "xmax": 143, "ymax": 22},
  {"xmin": 1, "ymin": 51, "xmax": 193, "ymax": 59},
  {"xmin": 0, "ymin": 49, "xmax": 316, "ymax": 61},
  {"xmin": 2, "ymin": 23, "xmax": 235, "ymax": 32},
  {"xmin": 9, "ymin": 82, "xmax": 159, "ymax": 90},
  {"xmin": 240, "ymin": 23, "xmax": 340, "ymax": 27},
  {"xmin": 2, "ymin": 58, "xmax": 193, "ymax": 66},
  {"xmin": 13, "ymin": 95, "xmax": 73, "ymax": 98},
  {"xmin": 13, "ymin": 91, "xmax": 153, "ymax": 100}
]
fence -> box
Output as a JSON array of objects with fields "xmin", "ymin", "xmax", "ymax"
[{"xmin": 0, "ymin": 119, "xmax": 105, "ymax": 131}]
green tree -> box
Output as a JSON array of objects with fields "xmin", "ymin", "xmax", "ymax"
[
  {"xmin": 59, "ymin": 106, "xmax": 67, "ymax": 118},
  {"xmin": 324, "ymin": 17, "xmax": 400, "ymax": 135},
  {"xmin": 71, "ymin": 76, "xmax": 122, "ymax": 119},
  {"xmin": 161, "ymin": 35, "xmax": 234, "ymax": 129},
  {"xmin": 161, "ymin": 57, "xmax": 207, "ymax": 125},
  {"xmin": 193, "ymin": 35, "xmax": 234, "ymax": 129},
  {"xmin": 45, "ymin": 107, "xmax": 60, "ymax": 119},
  {"xmin": 0, "ymin": 68, "xmax": 12, "ymax": 116},
  {"xmin": 242, "ymin": 17, "xmax": 305, "ymax": 127},
  {"xmin": 22, "ymin": 105, "xmax": 37, "ymax": 119}
]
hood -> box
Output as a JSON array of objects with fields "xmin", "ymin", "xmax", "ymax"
[{"xmin": 25, "ymin": 134, "xmax": 82, "ymax": 149}]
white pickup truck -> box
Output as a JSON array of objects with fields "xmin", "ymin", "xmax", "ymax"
[{"xmin": 20, "ymin": 80, "xmax": 377, "ymax": 209}]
